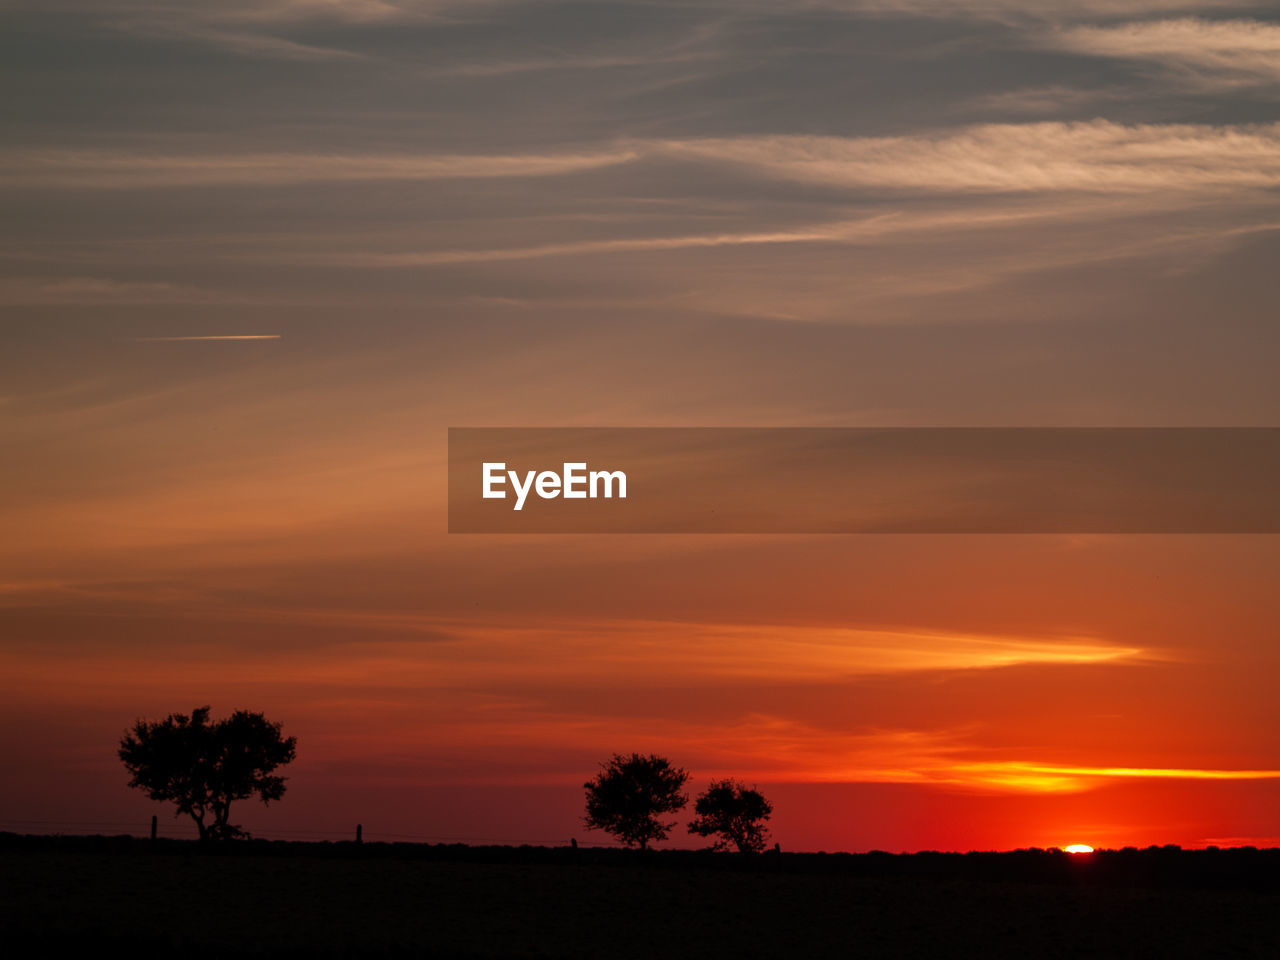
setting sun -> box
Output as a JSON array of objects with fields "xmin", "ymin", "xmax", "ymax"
[{"xmin": 1064, "ymin": 845, "xmax": 1095, "ymax": 854}]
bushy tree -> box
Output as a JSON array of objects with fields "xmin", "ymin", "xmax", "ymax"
[
  {"xmin": 583, "ymin": 753, "xmax": 689, "ymax": 850},
  {"xmin": 119, "ymin": 705, "xmax": 296, "ymax": 843},
  {"xmin": 688, "ymin": 780, "xmax": 773, "ymax": 854}
]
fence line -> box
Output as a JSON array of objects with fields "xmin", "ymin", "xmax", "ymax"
[{"xmin": 0, "ymin": 818, "xmax": 615, "ymax": 847}]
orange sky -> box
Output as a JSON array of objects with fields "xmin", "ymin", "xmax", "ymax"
[{"xmin": 4, "ymin": 0, "xmax": 1280, "ymax": 851}]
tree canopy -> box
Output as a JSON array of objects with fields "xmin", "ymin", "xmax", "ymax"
[
  {"xmin": 583, "ymin": 753, "xmax": 689, "ymax": 850},
  {"xmin": 118, "ymin": 705, "xmax": 296, "ymax": 843},
  {"xmin": 688, "ymin": 780, "xmax": 773, "ymax": 854}
]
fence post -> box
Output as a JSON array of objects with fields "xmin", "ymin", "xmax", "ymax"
[
  {"xmin": 150, "ymin": 814, "xmax": 157, "ymax": 841},
  {"xmin": 356, "ymin": 823, "xmax": 363, "ymax": 845}
]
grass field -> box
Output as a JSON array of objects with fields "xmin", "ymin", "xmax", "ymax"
[{"xmin": 3, "ymin": 836, "xmax": 1279, "ymax": 957}]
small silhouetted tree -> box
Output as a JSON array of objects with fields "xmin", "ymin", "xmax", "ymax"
[
  {"xmin": 119, "ymin": 705, "xmax": 296, "ymax": 844},
  {"xmin": 688, "ymin": 780, "xmax": 773, "ymax": 854},
  {"xmin": 583, "ymin": 753, "xmax": 689, "ymax": 850}
]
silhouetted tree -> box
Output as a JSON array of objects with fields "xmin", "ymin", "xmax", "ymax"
[
  {"xmin": 688, "ymin": 779, "xmax": 773, "ymax": 854},
  {"xmin": 583, "ymin": 753, "xmax": 689, "ymax": 850},
  {"xmin": 118, "ymin": 705, "xmax": 296, "ymax": 843}
]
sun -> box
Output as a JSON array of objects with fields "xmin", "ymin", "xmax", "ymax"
[{"xmin": 1064, "ymin": 844, "xmax": 1095, "ymax": 854}]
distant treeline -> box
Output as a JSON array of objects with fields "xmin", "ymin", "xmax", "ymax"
[{"xmin": 4, "ymin": 832, "xmax": 1279, "ymax": 891}]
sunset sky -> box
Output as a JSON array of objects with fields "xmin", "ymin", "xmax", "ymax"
[{"xmin": 3, "ymin": 0, "xmax": 1280, "ymax": 852}]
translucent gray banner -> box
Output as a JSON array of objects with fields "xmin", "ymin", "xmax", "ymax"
[{"xmin": 448, "ymin": 428, "xmax": 1280, "ymax": 533}]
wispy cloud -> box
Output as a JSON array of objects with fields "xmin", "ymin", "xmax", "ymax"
[
  {"xmin": 32, "ymin": 0, "xmax": 1272, "ymax": 27},
  {"xmin": 429, "ymin": 50, "xmax": 715, "ymax": 78},
  {"xmin": 185, "ymin": 0, "xmax": 497, "ymax": 24},
  {"xmin": 201, "ymin": 0, "xmax": 434, "ymax": 23},
  {"xmin": 132, "ymin": 335, "xmax": 282, "ymax": 341},
  {"xmin": 284, "ymin": 225, "xmax": 861, "ymax": 266},
  {"xmin": 264, "ymin": 200, "xmax": 1199, "ymax": 268},
  {"xmin": 217, "ymin": 122, "xmax": 1280, "ymax": 275},
  {"xmin": 652, "ymin": 121, "xmax": 1280, "ymax": 194},
  {"xmin": 30, "ymin": 0, "xmax": 489, "ymax": 26},
  {"xmin": 967, "ymin": 84, "xmax": 1139, "ymax": 116},
  {"xmin": 114, "ymin": 19, "xmax": 367, "ymax": 61},
  {"xmin": 89, "ymin": 613, "xmax": 1152, "ymax": 680},
  {"xmin": 0, "ymin": 276, "xmax": 240, "ymax": 305},
  {"xmin": 692, "ymin": 719, "xmax": 1280, "ymax": 792},
  {"xmin": 0, "ymin": 148, "xmax": 637, "ymax": 189},
  {"xmin": 814, "ymin": 1, "xmax": 1269, "ymax": 22},
  {"xmin": 946, "ymin": 761, "xmax": 1280, "ymax": 792},
  {"xmin": 6, "ymin": 125, "xmax": 1276, "ymax": 317},
  {"xmin": 1055, "ymin": 18, "xmax": 1280, "ymax": 89},
  {"xmin": 12, "ymin": 1, "xmax": 446, "ymax": 61},
  {"xmin": 0, "ymin": 608, "xmax": 1156, "ymax": 792},
  {"xmin": 9, "ymin": 123, "xmax": 1277, "ymax": 194}
]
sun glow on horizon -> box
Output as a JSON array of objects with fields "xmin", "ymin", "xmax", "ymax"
[{"xmin": 1064, "ymin": 844, "xmax": 1095, "ymax": 854}]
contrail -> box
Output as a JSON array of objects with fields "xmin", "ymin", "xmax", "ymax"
[{"xmin": 132, "ymin": 335, "xmax": 282, "ymax": 341}]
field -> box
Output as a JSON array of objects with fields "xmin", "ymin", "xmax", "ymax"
[{"xmin": 3, "ymin": 836, "xmax": 1279, "ymax": 958}]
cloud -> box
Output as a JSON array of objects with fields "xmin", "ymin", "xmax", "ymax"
[
  {"xmin": 187, "ymin": 0, "xmax": 499, "ymax": 24},
  {"xmin": 746, "ymin": 0, "xmax": 1271, "ymax": 26},
  {"xmin": 652, "ymin": 121, "xmax": 1280, "ymax": 194},
  {"xmin": 967, "ymin": 84, "xmax": 1137, "ymax": 116},
  {"xmin": 707, "ymin": 721, "xmax": 1280, "ymax": 792},
  {"xmin": 1055, "ymin": 18, "xmax": 1280, "ymax": 89},
  {"xmin": 25, "ymin": 0, "xmax": 488, "ymax": 25},
  {"xmin": 5, "ymin": 125, "xmax": 1277, "ymax": 322},
  {"xmin": 10, "ymin": 126, "xmax": 1275, "ymax": 308},
  {"xmin": 264, "ymin": 200, "xmax": 1211, "ymax": 268},
  {"xmin": 101, "ymin": 614, "xmax": 1150, "ymax": 680},
  {"xmin": 429, "ymin": 50, "xmax": 715, "ymax": 78},
  {"xmin": 773, "ymin": 746, "xmax": 1280, "ymax": 793},
  {"xmin": 946, "ymin": 761, "xmax": 1280, "ymax": 792},
  {"xmin": 16, "ymin": 121, "xmax": 1277, "ymax": 197},
  {"xmin": 207, "ymin": 0, "xmax": 438, "ymax": 22},
  {"xmin": 5, "ymin": 1, "xmax": 458, "ymax": 60},
  {"xmin": 0, "ymin": 148, "xmax": 638, "ymax": 189},
  {"xmin": 0, "ymin": 276, "xmax": 234, "ymax": 305},
  {"xmin": 27, "ymin": 0, "xmax": 1270, "ymax": 24},
  {"xmin": 246, "ymin": 122, "xmax": 1280, "ymax": 273},
  {"xmin": 284, "ymin": 225, "xmax": 862, "ymax": 266},
  {"xmin": 115, "ymin": 20, "xmax": 367, "ymax": 60},
  {"xmin": 131, "ymin": 335, "xmax": 283, "ymax": 341},
  {"xmin": 0, "ymin": 606, "xmax": 1155, "ymax": 792},
  {"xmin": 822, "ymin": 0, "xmax": 1267, "ymax": 20}
]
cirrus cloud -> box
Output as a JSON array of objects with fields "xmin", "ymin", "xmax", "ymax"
[
  {"xmin": 7, "ymin": 122, "xmax": 1279, "ymax": 195},
  {"xmin": 651, "ymin": 120, "xmax": 1280, "ymax": 194},
  {"xmin": 0, "ymin": 147, "xmax": 639, "ymax": 189},
  {"xmin": 1055, "ymin": 18, "xmax": 1280, "ymax": 89}
]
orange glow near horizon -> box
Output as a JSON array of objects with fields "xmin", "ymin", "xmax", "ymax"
[{"xmin": 3, "ymin": 562, "xmax": 1280, "ymax": 852}]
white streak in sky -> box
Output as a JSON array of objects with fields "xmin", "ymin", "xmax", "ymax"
[{"xmin": 132, "ymin": 335, "xmax": 283, "ymax": 341}]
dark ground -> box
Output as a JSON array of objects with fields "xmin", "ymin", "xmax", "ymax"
[{"xmin": 3, "ymin": 835, "xmax": 1279, "ymax": 958}]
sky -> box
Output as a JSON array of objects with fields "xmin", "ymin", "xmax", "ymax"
[{"xmin": 2, "ymin": 0, "xmax": 1280, "ymax": 852}]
